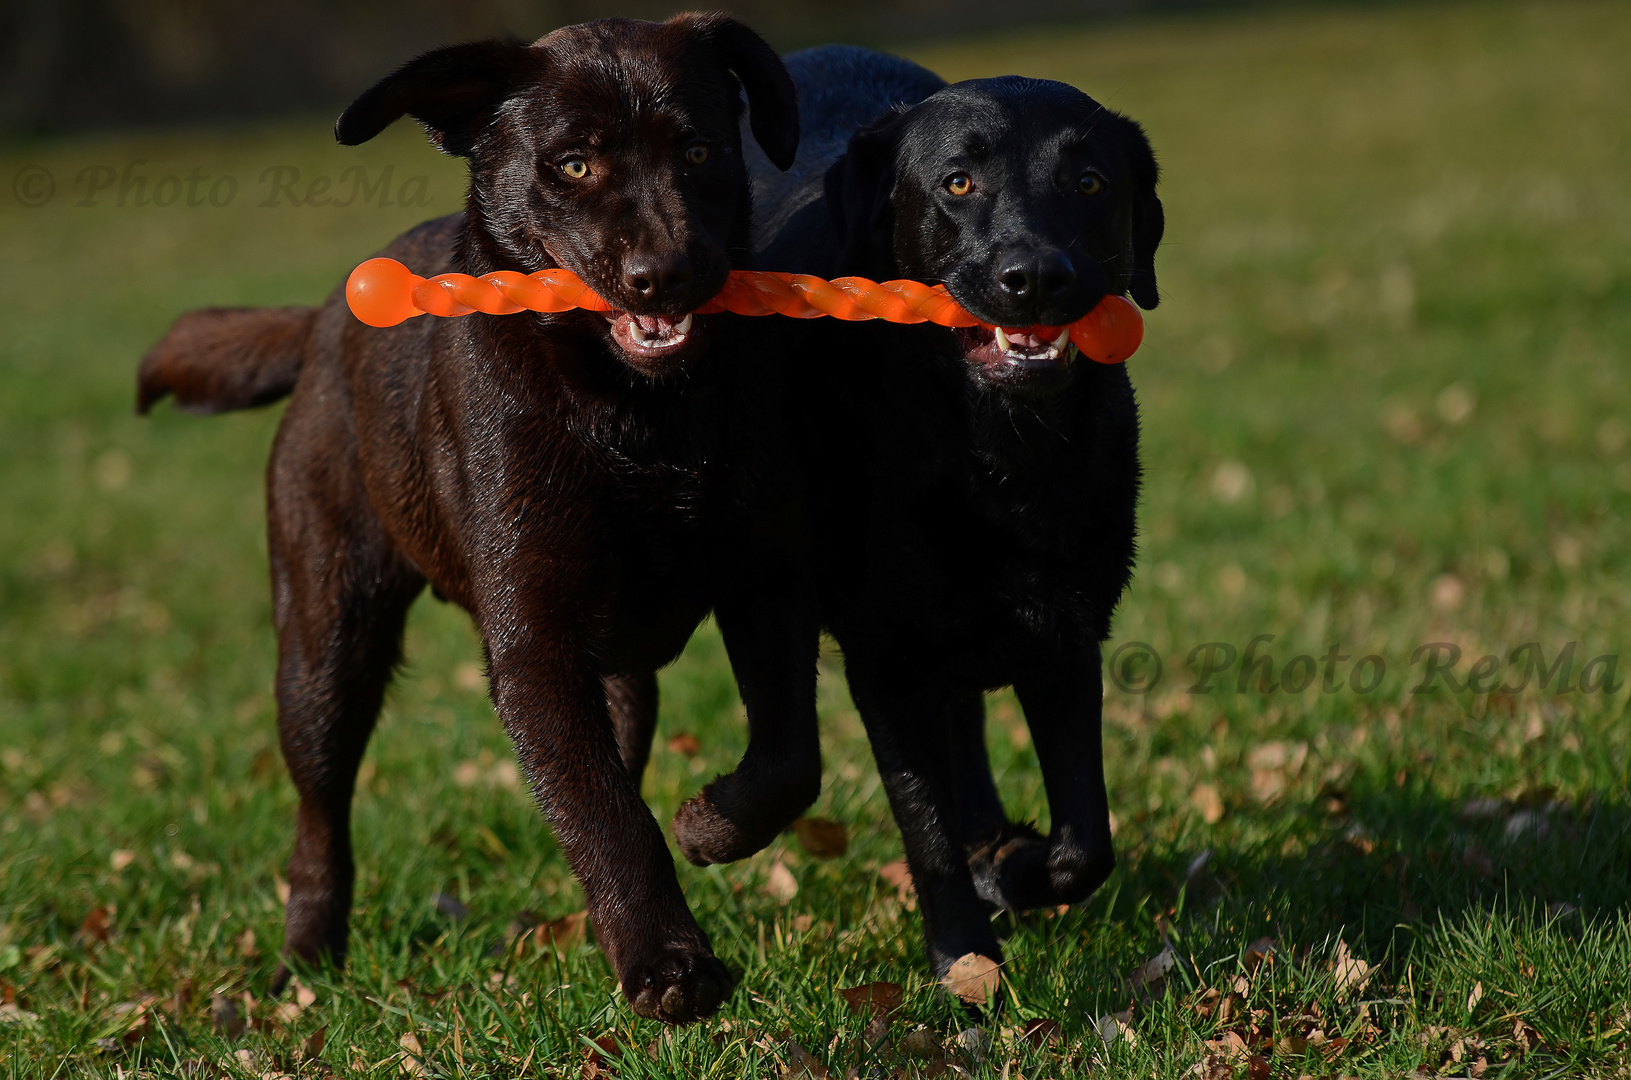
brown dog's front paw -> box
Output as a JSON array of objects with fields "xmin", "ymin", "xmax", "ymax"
[
  {"xmin": 672, "ymin": 787, "xmax": 773, "ymax": 866},
  {"xmin": 620, "ymin": 947, "xmax": 734, "ymax": 1023}
]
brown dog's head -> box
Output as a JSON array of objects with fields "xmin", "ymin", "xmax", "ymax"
[
  {"xmin": 826, "ymin": 76, "xmax": 1161, "ymax": 395},
  {"xmin": 336, "ymin": 15, "xmax": 797, "ymax": 376}
]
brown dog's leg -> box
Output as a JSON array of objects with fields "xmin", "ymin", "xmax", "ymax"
[
  {"xmin": 485, "ymin": 604, "xmax": 731, "ymax": 1023},
  {"xmin": 266, "ymin": 403, "xmax": 424, "ymax": 992},
  {"xmin": 606, "ymin": 671, "xmax": 659, "ymax": 785},
  {"xmin": 672, "ymin": 580, "xmax": 821, "ymax": 865}
]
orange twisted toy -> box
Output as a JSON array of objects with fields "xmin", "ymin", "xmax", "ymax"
[{"xmin": 346, "ymin": 257, "xmax": 1144, "ymax": 364}]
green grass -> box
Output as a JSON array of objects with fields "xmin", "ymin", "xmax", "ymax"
[{"xmin": 3, "ymin": 1, "xmax": 1630, "ymax": 1076}]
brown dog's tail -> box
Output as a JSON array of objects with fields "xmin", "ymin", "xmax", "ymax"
[{"xmin": 137, "ymin": 306, "xmax": 314, "ymax": 415}]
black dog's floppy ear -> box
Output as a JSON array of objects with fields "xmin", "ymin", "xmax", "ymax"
[
  {"xmin": 1108, "ymin": 111, "xmax": 1164, "ymax": 310},
  {"xmin": 335, "ymin": 40, "xmax": 531, "ymax": 156},
  {"xmin": 686, "ymin": 14, "xmax": 799, "ymax": 171},
  {"xmin": 823, "ymin": 114, "xmax": 902, "ymax": 274}
]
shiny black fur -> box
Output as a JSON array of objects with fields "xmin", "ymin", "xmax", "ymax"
[{"xmin": 718, "ymin": 46, "xmax": 1162, "ymax": 981}]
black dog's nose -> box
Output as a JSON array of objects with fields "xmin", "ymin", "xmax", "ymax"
[
  {"xmin": 623, "ymin": 252, "xmax": 694, "ymax": 302},
  {"xmin": 996, "ymin": 248, "xmax": 1077, "ymax": 305}
]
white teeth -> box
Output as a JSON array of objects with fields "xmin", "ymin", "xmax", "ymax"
[
  {"xmin": 629, "ymin": 320, "xmax": 651, "ymax": 345},
  {"xmin": 674, "ymin": 314, "xmax": 693, "ymax": 336},
  {"xmin": 1051, "ymin": 327, "xmax": 1070, "ymax": 350},
  {"xmin": 994, "ymin": 326, "xmax": 1011, "ymax": 352}
]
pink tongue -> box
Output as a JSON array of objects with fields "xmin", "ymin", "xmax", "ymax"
[
  {"xmin": 635, "ymin": 314, "xmax": 679, "ymax": 335},
  {"xmin": 1003, "ymin": 329, "xmax": 1053, "ymax": 350}
]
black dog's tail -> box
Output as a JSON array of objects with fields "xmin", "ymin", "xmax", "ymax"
[{"xmin": 137, "ymin": 306, "xmax": 314, "ymax": 415}]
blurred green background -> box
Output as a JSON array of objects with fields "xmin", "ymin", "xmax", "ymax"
[{"xmin": 2, "ymin": 1, "xmax": 1629, "ymax": 1076}]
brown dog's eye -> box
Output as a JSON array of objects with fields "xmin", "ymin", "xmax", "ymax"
[
  {"xmin": 685, "ymin": 144, "xmax": 710, "ymax": 166},
  {"xmin": 1078, "ymin": 172, "xmax": 1105, "ymax": 195},
  {"xmin": 561, "ymin": 158, "xmax": 589, "ymax": 179},
  {"xmin": 945, "ymin": 173, "xmax": 974, "ymax": 196}
]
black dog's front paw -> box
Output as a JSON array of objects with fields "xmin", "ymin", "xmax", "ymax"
[
  {"xmin": 969, "ymin": 822, "xmax": 1112, "ymax": 912},
  {"xmin": 619, "ymin": 946, "xmax": 734, "ymax": 1023}
]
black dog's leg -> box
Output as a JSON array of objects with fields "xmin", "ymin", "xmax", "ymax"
[
  {"xmin": 606, "ymin": 671, "xmax": 659, "ymax": 787},
  {"xmin": 484, "ymin": 598, "xmax": 730, "ymax": 1024},
  {"xmin": 673, "ymin": 579, "xmax": 821, "ymax": 865},
  {"xmin": 946, "ymin": 689, "xmax": 1008, "ymax": 845},
  {"xmin": 267, "ymin": 416, "xmax": 424, "ymax": 992},
  {"xmin": 980, "ymin": 649, "xmax": 1115, "ymax": 911},
  {"xmin": 849, "ymin": 662, "xmax": 1002, "ymax": 977}
]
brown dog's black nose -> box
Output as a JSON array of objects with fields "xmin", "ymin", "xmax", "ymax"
[
  {"xmin": 623, "ymin": 252, "xmax": 695, "ymax": 303},
  {"xmin": 996, "ymin": 248, "xmax": 1077, "ymax": 306}
]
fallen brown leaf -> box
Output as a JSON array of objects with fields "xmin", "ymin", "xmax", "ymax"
[
  {"xmin": 838, "ymin": 981, "xmax": 903, "ymax": 1018},
  {"xmin": 877, "ymin": 861, "xmax": 913, "ymax": 904},
  {"xmin": 583, "ymin": 1034, "xmax": 620, "ymax": 1078},
  {"xmin": 942, "ymin": 953, "xmax": 1001, "ymax": 1005},
  {"xmin": 399, "ymin": 1031, "xmax": 426, "ymax": 1077},
  {"xmin": 110, "ymin": 849, "xmax": 136, "ymax": 872},
  {"xmin": 303, "ymin": 1025, "xmax": 327, "ymax": 1062},
  {"xmin": 77, "ymin": 906, "xmax": 111, "ymax": 945},
  {"xmin": 1021, "ymin": 1018, "xmax": 1061, "ymax": 1049},
  {"xmin": 533, "ymin": 911, "xmax": 588, "ymax": 951},
  {"xmin": 1243, "ymin": 936, "xmax": 1275, "ymax": 972},
  {"xmin": 1191, "ymin": 783, "xmax": 1225, "ymax": 824},
  {"xmin": 792, "ymin": 818, "xmax": 849, "ymax": 859},
  {"xmin": 764, "ymin": 861, "xmax": 799, "ymax": 904},
  {"xmin": 778, "ymin": 1040, "xmax": 831, "ymax": 1079},
  {"xmin": 1332, "ymin": 939, "xmax": 1372, "ymax": 997},
  {"xmin": 1128, "ymin": 945, "xmax": 1178, "ymax": 992},
  {"xmin": 666, "ymin": 732, "xmax": 701, "ymax": 757}
]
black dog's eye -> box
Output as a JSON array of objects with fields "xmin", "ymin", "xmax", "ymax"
[
  {"xmin": 561, "ymin": 158, "xmax": 590, "ymax": 179},
  {"xmin": 1078, "ymin": 171, "xmax": 1105, "ymax": 196},
  {"xmin": 945, "ymin": 173, "xmax": 974, "ymax": 197},
  {"xmin": 685, "ymin": 144, "xmax": 710, "ymax": 166}
]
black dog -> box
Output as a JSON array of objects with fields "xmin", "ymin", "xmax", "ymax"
[
  {"xmin": 138, "ymin": 15, "xmax": 818, "ymax": 1023},
  {"xmin": 698, "ymin": 45, "xmax": 1163, "ymax": 981}
]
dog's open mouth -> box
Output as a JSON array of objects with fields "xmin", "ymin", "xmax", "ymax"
[
  {"xmin": 605, "ymin": 312, "xmax": 696, "ymax": 361},
  {"xmin": 955, "ymin": 325, "xmax": 1075, "ymax": 371}
]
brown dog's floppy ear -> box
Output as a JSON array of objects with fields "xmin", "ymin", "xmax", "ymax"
[
  {"xmin": 823, "ymin": 114, "xmax": 903, "ymax": 275},
  {"xmin": 335, "ymin": 41, "xmax": 531, "ymax": 156},
  {"xmin": 686, "ymin": 14, "xmax": 799, "ymax": 172},
  {"xmin": 1108, "ymin": 111, "xmax": 1164, "ymax": 310}
]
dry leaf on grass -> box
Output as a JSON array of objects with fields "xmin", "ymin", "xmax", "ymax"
[
  {"xmin": 583, "ymin": 1034, "xmax": 620, "ymax": 1078},
  {"xmin": 1243, "ymin": 937, "xmax": 1275, "ymax": 972},
  {"xmin": 399, "ymin": 1033, "xmax": 425, "ymax": 1077},
  {"xmin": 877, "ymin": 860, "xmax": 913, "ymax": 903},
  {"xmin": 839, "ymin": 981, "xmax": 903, "ymax": 1018},
  {"xmin": 666, "ymin": 732, "xmax": 701, "ymax": 757},
  {"xmin": 1021, "ymin": 1018, "xmax": 1061, "ymax": 1049},
  {"xmin": 1332, "ymin": 939, "xmax": 1372, "ymax": 997},
  {"xmin": 1191, "ymin": 783, "xmax": 1225, "ymax": 824},
  {"xmin": 778, "ymin": 1040, "xmax": 831, "ymax": 1079},
  {"xmin": 77, "ymin": 906, "xmax": 111, "ymax": 945},
  {"xmin": 1128, "ymin": 945, "xmax": 1178, "ymax": 993},
  {"xmin": 792, "ymin": 817, "xmax": 848, "ymax": 859},
  {"xmin": 942, "ymin": 953, "xmax": 1001, "ymax": 1004},
  {"xmin": 1466, "ymin": 980, "xmax": 1483, "ymax": 1012},
  {"xmin": 534, "ymin": 911, "xmax": 588, "ymax": 951},
  {"xmin": 110, "ymin": 849, "xmax": 136, "ymax": 872},
  {"xmin": 764, "ymin": 861, "xmax": 799, "ymax": 903}
]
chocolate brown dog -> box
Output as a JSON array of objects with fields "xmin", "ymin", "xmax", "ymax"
[
  {"xmin": 137, "ymin": 15, "xmax": 815, "ymax": 1024},
  {"xmin": 703, "ymin": 46, "xmax": 1162, "ymax": 983}
]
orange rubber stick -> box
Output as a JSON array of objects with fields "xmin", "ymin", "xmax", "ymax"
[{"xmin": 346, "ymin": 257, "xmax": 1142, "ymax": 364}]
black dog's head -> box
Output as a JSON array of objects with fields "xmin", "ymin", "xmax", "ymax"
[
  {"xmin": 826, "ymin": 76, "xmax": 1161, "ymax": 393},
  {"xmin": 336, "ymin": 15, "xmax": 797, "ymax": 377}
]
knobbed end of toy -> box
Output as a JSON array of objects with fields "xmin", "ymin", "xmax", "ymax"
[
  {"xmin": 347, "ymin": 258, "xmax": 423, "ymax": 328},
  {"xmin": 1069, "ymin": 294, "xmax": 1144, "ymax": 365}
]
